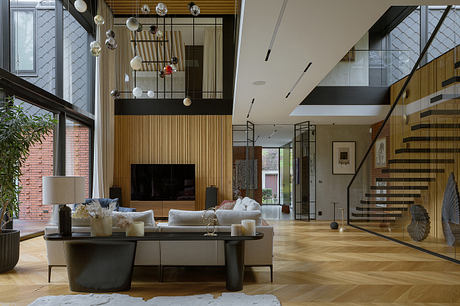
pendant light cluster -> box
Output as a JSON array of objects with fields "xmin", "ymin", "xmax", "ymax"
[{"xmin": 75, "ymin": 0, "xmax": 201, "ymax": 105}]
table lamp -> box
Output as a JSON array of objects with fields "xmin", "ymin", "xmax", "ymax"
[{"xmin": 42, "ymin": 176, "xmax": 85, "ymax": 236}]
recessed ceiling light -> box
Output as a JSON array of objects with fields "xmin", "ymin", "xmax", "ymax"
[{"xmin": 252, "ymin": 81, "xmax": 266, "ymax": 86}]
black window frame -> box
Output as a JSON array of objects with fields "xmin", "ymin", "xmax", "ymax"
[
  {"xmin": 0, "ymin": 0, "xmax": 97, "ymax": 196},
  {"xmin": 10, "ymin": 6, "xmax": 37, "ymax": 76}
]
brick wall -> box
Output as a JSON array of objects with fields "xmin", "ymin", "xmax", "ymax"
[{"xmin": 18, "ymin": 126, "xmax": 90, "ymax": 220}]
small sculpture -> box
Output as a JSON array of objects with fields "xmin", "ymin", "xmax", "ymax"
[
  {"xmin": 442, "ymin": 173, "xmax": 460, "ymax": 246},
  {"xmin": 407, "ymin": 204, "xmax": 430, "ymax": 242},
  {"xmin": 202, "ymin": 207, "xmax": 218, "ymax": 236}
]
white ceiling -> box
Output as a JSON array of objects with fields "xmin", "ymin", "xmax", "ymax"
[{"xmin": 233, "ymin": 0, "xmax": 459, "ymax": 126}]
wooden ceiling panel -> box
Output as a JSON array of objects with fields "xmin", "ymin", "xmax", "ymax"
[{"xmin": 104, "ymin": 0, "xmax": 238, "ymax": 15}]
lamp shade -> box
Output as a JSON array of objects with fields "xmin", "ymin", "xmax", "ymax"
[{"xmin": 42, "ymin": 176, "xmax": 85, "ymax": 205}]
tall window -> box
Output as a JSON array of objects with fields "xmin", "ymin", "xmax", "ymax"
[
  {"xmin": 262, "ymin": 148, "xmax": 279, "ymax": 205},
  {"xmin": 10, "ymin": 0, "xmax": 56, "ymax": 93},
  {"xmin": 66, "ymin": 119, "xmax": 91, "ymax": 198},
  {"xmin": 11, "ymin": 9, "xmax": 35, "ymax": 73},
  {"xmin": 64, "ymin": 8, "xmax": 92, "ymax": 113},
  {"xmin": 13, "ymin": 99, "xmax": 55, "ymax": 221}
]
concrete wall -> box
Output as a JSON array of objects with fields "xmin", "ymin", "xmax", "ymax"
[{"xmin": 315, "ymin": 125, "xmax": 371, "ymax": 220}]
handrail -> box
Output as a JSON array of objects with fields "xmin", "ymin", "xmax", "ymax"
[{"xmin": 347, "ymin": 5, "xmax": 453, "ymax": 224}]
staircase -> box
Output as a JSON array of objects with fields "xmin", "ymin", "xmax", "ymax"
[{"xmin": 350, "ymin": 57, "xmax": 460, "ymax": 225}]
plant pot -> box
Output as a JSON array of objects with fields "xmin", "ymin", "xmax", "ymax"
[
  {"xmin": 90, "ymin": 216, "xmax": 112, "ymax": 237},
  {"xmin": 0, "ymin": 229, "xmax": 20, "ymax": 273}
]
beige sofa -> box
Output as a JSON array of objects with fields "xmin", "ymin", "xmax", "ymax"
[{"xmin": 44, "ymin": 209, "xmax": 274, "ymax": 282}]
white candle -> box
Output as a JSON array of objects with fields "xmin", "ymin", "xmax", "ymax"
[
  {"xmin": 231, "ymin": 224, "xmax": 242, "ymax": 236},
  {"xmin": 126, "ymin": 221, "xmax": 144, "ymax": 236},
  {"xmin": 241, "ymin": 219, "xmax": 256, "ymax": 236}
]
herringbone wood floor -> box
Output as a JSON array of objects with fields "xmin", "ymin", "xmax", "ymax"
[{"xmin": 1, "ymin": 221, "xmax": 460, "ymax": 305}]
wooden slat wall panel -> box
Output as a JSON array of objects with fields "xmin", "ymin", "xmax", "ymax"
[
  {"xmin": 113, "ymin": 115, "xmax": 233, "ymax": 210},
  {"xmin": 105, "ymin": 0, "xmax": 238, "ymax": 15},
  {"xmin": 388, "ymin": 46, "xmax": 459, "ymax": 240}
]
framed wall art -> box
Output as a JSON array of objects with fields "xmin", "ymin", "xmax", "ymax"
[
  {"xmin": 332, "ymin": 141, "xmax": 356, "ymax": 175},
  {"xmin": 374, "ymin": 137, "xmax": 386, "ymax": 168}
]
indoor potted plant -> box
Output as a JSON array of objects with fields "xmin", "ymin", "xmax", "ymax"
[{"xmin": 0, "ymin": 97, "xmax": 56, "ymax": 273}]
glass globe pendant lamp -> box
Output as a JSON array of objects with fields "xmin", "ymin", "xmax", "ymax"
[
  {"xmin": 74, "ymin": 0, "xmax": 87, "ymax": 13},
  {"xmin": 132, "ymin": 87, "xmax": 143, "ymax": 98},
  {"xmin": 130, "ymin": 56, "xmax": 143, "ymax": 70}
]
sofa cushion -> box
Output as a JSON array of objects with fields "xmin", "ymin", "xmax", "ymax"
[
  {"xmin": 112, "ymin": 210, "xmax": 155, "ymax": 226},
  {"xmin": 232, "ymin": 198, "xmax": 245, "ymax": 211},
  {"xmin": 216, "ymin": 200, "xmax": 236, "ymax": 210},
  {"xmin": 71, "ymin": 217, "xmax": 90, "ymax": 227},
  {"xmin": 84, "ymin": 198, "xmax": 119, "ymax": 210},
  {"xmin": 216, "ymin": 210, "xmax": 261, "ymax": 226},
  {"xmin": 168, "ymin": 209, "xmax": 213, "ymax": 226},
  {"xmin": 118, "ymin": 207, "xmax": 136, "ymax": 212}
]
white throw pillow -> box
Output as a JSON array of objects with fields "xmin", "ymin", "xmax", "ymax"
[
  {"xmin": 232, "ymin": 198, "xmax": 246, "ymax": 211},
  {"xmin": 112, "ymin": 210, "xmax": 155, "ymax": 226},
  {"xmin": 246, "ymin": 198, "xmax": 261, "ymax": 211},
  {"xmin": 216, "ymin": 210, "xmax": 261, "ymax": 226},
  {"xmin": 168, "ymin": 209, "xmax": 213, "ymax": 226}
]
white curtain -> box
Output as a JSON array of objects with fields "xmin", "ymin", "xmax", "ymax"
[
  {"xmin": 92, "ymin": 0, "xmax": 115, "ymax": 198},
  {"xmin": 202, "ymin": 27, "xmax": 223, "ymax": 99}
]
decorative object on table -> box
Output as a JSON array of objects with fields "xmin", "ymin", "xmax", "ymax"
[
  {"xmin": 407, "ymin": 204, "xmax": 430, "ymax": 242},
  {"xmin": 73, "ymin": 0, "xmax": 87, "ymax": 13},
  {"xmin": 231, "ymin": 224, "xmax": 243, "ymax": 236},
  {"xmin": 330, "ymin": 202, "xmax": 339, "ymax": 230},
  {"xmin": 339, "ymin": 208, "xmax": 347, "ymax": 232},
  {"xmin": 442, "ymin": 172, "xmax": 460, "ymax": 246},
  {"xmin": 74, "ymin": 200, "xmax": 116, "ymax": 236},
  {"xmin": 202, "ymin": 207, "xmax": 218, "ymax": 236},
  {"xmin": 332, "ymin": 141, "xmax": 356, "ymax": 175},
  {"xmin": 374, "ymin": 137, "xmax": 386, "ymax": 168},
  {"xmin": 43, "ymin": 176, "xmax": 86, "ymax": 237},
  {"xmin": 116, "ymin": 215, "xmax": 144, "ymax": 236},
  {"xmin": 155, "ymin": 2, "xmax": 168, "ymax": 16},
  {"xmin": 0, "ymin": 97, "xmax": 55, "ymax": 273},
  {"xmin": 241, "ymin": 219, "xmax": 256, "ymax": 236},
  {"xmin": 188, "ymin": 2, "xmax": 201, "ymax": 16}
]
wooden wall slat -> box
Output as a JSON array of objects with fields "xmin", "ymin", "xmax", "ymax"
[{"xmin": 113, "ymin": 115, "xmax": 233, "ymax": 210}]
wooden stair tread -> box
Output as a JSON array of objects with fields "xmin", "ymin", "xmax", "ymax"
[
  {"xmin": 411, "ymin": 123, "xmax": 460, "ymax": 130},
  {"xmin": 455, "ymin": 61, "xmax": 460, "ymax": 69},
  {"xmin": 430, "ymin": 94, "xmax": 460, "ymax": 103},
  {"xmin": 376, "ymin": 177, "xmax": 435, "ymax": 182},
  {"xmin": 356, "ymin": 206, "xmax": 408, "ymax": 211},
  {"xmin": 388, "ymin": 159, "xmax": 454, "ymax": 164},
  {"xmin": 350, "ymin": 217, "xmax": 396, "ymax": 222},
  {"xmin": 442, "ymin": 76, "xmax": 460, "ymax": 87},
  {"xmin": 360, "ymin": 200, "xmax": 415, "ymax": 204},
  {"xmin": 352, "ymin": 212, "xmax": 402, "ymax": 218},
  {"xmin": 365, "ymin": 193, "xmax": 420, "ymax": 198},
  {"xmin": 403, "ymin": 136, "xmax": 460, "ymax": 142},
  {"xmin": 395, "ymin": 148, "xmax": 460, "ymax": 154},
  {"xmin": 370, "ymin": 185, "xmax": 428, "ymax": 190},
  {"xmin": 420, "ymin": 109, "xmax": 460, "ymax": 118},
  {"xmin": 382, "ymin": 168, "xmax": 444, "ymax": 173}
]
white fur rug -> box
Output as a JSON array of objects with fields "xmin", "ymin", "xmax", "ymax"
[{"xmin": 29, "ymin": 293, "xmax": 281, "ymax": 306}]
